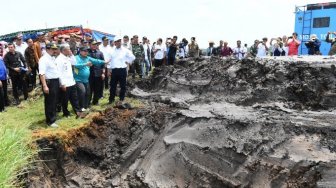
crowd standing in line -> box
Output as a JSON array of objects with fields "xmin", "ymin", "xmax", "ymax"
[{"xmin": 0, "ymin": 31, "xmax": 336, "ymax": 127}]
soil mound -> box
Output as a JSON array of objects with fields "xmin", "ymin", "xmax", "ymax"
[{"xmin": 25, "ymin": 57, "xmax": 336, "ymax": 188}]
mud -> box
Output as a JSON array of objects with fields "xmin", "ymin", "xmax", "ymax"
[{"xmin": 25, "ymin": 57, "xmax": 336, "ymax": 188}]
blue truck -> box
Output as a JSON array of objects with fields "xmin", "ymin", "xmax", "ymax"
[{"xmin": 295, "ymin": 2, "xmax": 336, "ymax": 55}]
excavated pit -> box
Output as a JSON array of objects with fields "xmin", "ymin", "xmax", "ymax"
[{"xmin": 25, "ymin": 57, "xmax": 336, "ymax": 188}]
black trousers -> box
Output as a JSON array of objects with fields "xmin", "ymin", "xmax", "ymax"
[
  {"xmin": 44, "ymin": 79, "xmax": 59, "ymax": 125},
  {"xmin": 109, "ymin": 68, "xmax": 127, "ymax": 102},
  {"xmin": 154, "ymin": 59, "xmax": 164, "ymax": 67},
  {"xmin": 104, "ymin": 67, "xmax": 109, "ymax": 90},
  {"xmin": 11, "ymin": 73, "xmax": 28, "ymax": 100},
  {"xmin": 29, "ymin": 66, "xmax": 38, "ymax": 88},
  {"xmin": 89, "ymin": 76, "xmax": 103, "ymax": 105},
  {"xmin": 61, "ymin": 85, "xmax": 80, "ymax": 116},
  {"xmin": 0, "ymin": 80, "xmax": 9, "ymax": 106},
  {"xmin": 129, "ymin": 59, "xmax": 142, "ymax": 78}
]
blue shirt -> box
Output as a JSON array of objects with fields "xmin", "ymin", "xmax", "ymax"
[
  {"xmin": 73, "ymin": 55, "xmax": 105, "ymax": 83},
  {"xmin": 0, "ymin": 58, "xmax": 7, "ymax": 80}
]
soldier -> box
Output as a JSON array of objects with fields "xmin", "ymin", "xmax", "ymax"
[
  {"xmin": 188, "ymin": 37, "xmax": 199, "ymax": 58},
  {"xmin": 131, "ymin": 35, "xmax": 145, "ymax": 78}
]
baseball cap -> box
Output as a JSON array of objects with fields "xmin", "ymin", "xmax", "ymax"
[
  {"xmin": 79, "ymin": 46, "xmax": 89, "ymax": 51},
  {"xmin": 114, "ymin": 36, "xmax": 122, "ymax": 41},
  {"xmin": 102, "ymin": 36, "xmax": 108, "ymax": 41},
  {"xmin": 46, "ymin": 43, "xmax": 58, "ymax": 49}
]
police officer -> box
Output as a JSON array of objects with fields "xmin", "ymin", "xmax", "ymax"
[{"xmin": 39, "ymin": 43, "xmax": 60, "ymax": 128}]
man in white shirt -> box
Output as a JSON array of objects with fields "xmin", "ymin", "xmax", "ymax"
[
  {"xmin": 99, "ymin": 36, "xmax": 113, "ymax": 90},
  {"xmin": 39, "ymin": 43, "xmax": 60, "ymax": 128},
  {"xmin": 257, "ymin": 37, "xmax": 269, "ymax": 57},
  {"xmin": 56, "ymin": 44, "xmax": 83, "ymax": 119},
  {"xmin": 14, "ymin": 33, "xmax": 28, "ymax": 56},
  {"xmin": 233, "ymin": 40, "xmax": 247, "ymax": 60},
  {"xmin": 153, "ymin": 38, "xmax": 166, "ymax": 67},
  {"xmin": 107, "ymin": 36, "xmax": 135, "ymax": 105}
]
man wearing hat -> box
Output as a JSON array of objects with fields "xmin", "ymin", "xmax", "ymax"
[
  {"xmin": 73, "ymin": 46, "xmax": 108, "ymax": 111},
  {"xmin": 206, "ymin": 41, "xmax": 216, "ymax": 56},
  {"xmin": 305, "ymin": 34, "xmax": 321, "ymax": 55},
  {"xmin": 39, "ymin": 43, "xmax": 60, "ymax": 127},
  {"xmin": 84, "ymin": 33, "xmax": 92, "ymax": 42},
  {"xmin": 88, "ymin": 40, "xmax": 105, "ymax": 105},
  {"xmin": 99, "ymin": 36, "xmax": 113, "ymax": 90},
  {"xmin": 107, "ymin": 36, "xmax": 135, "ymax": 105}
]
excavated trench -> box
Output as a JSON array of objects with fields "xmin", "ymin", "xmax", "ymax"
[{"xmin": 25, "ymin": 57, "xmax": 336, "ymax": 188}]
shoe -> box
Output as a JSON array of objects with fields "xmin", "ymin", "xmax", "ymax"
[
  {"xmin": 115, "ymin": 101, "xmax": 122, "ymax": 107},
  {"xmin": 76, "ymin": 112, "xmax": 85, "ymax": 119},
  {"xmin": 14, "ymin": 99, "xmax": 20, "ymax": 105},
  {"xmin": 50, "ymin": 123, "xmax": 59, "ymax": 128},
  {"xmin": 81, "ymin": 108, "xmax": 86, "ymax": 112}
]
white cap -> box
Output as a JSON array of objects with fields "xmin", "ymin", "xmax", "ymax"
[{"xmin": 114, "ymin": 35, "xmax": 122, "ymax": 41}]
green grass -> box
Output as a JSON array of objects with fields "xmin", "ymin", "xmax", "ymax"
[{"xmin": 0, "ymin": 88, "xmax": 143, "ymax": 187}]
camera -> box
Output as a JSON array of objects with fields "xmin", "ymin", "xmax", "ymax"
[{"xmin": 288, "ymin": 36, "xmax": 293, "ymax": 39}]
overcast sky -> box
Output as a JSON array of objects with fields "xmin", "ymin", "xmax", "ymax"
[{"xmin": 0, "ymin": 0, "xmax": 330, "ymax": 48}]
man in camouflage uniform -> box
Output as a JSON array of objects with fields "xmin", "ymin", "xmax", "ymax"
[{"xmin": 131, "ymin": 35, "xmax": 145, "ymax": 78}]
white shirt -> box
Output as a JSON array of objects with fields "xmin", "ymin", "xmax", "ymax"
[
  {"xmin": 55, "ymin": 53, "xmax": 76, "ymax": 87},
  {"xmin": 38, "ymin": 52, "xmax": 59, "ymax": 79},
  {"xmin": 107, "ymin": 46, "xmax": 135, "ymax": 69},
  {"xmin": 99, "ymin": 44, "xmax": 113, "ymax": 60},
  {"xmin": 233, "ymin": 46, "xmax": 247, "ymax": 60},
  {"xmin": 153, "ymin": 44, "xmax": 166, "ymax": 60},
  {"xmin": 257, "ymin": 43, "xmax": 267, "ymax": 57},
  {"xmin": 15, "ymin": 42, "xmax": 28, "ymax": 56}
]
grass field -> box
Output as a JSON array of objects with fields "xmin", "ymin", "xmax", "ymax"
[{"xmin": 0, "ymin": 88, "xmax": 142, "ymax": 187}]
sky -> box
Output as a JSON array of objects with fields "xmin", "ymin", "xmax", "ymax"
[{"xmin": 0, "ymin": 0, "xmax": 331, "ymax": 48}]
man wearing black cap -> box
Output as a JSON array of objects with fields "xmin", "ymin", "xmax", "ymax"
[
  {"xmin": 107, "ymin": 36, "xmax": 135, "ymax": 105},
  {"xmin": 39, "ymin": 43, "xmax": 60, "ymax": 128},
  {"xmin": 3, "ymin": 43, "xmax": 29, "ymax": 105},
  {"xmin": 88, "ymin": 40, "xmax": 105, "ymax": 105}
]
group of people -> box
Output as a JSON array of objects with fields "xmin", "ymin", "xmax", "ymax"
[
  {"xmin": 1, "ymin": 31, "xmax": 336, "ymax": 127},
  {"xmin": 205, "ymin": 31, "xmax": 336, "ymax": 59}
]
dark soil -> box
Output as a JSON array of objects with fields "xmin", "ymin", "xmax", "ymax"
[{"xmin": 24, "ymin": 57, "xmax": 336, "ymax": 188}]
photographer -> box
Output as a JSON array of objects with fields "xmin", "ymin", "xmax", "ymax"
[
  {"xmin": 305, "ymin": 34, "xmax": 321, "ymax": 55},
  {"xmin": 257, "ymin": 37, "xmax": 268, "ymax": 57},
  {"xmin": 326, "ymin": 31, "xmax": 336, "ymax": 55},
  {"xmin": 178, "ymin": 38, "xmax": 188, "ymax": 59},
  {"xmin": 285, "ymin": 32, "xmax": 301, "ymax": 56}
]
